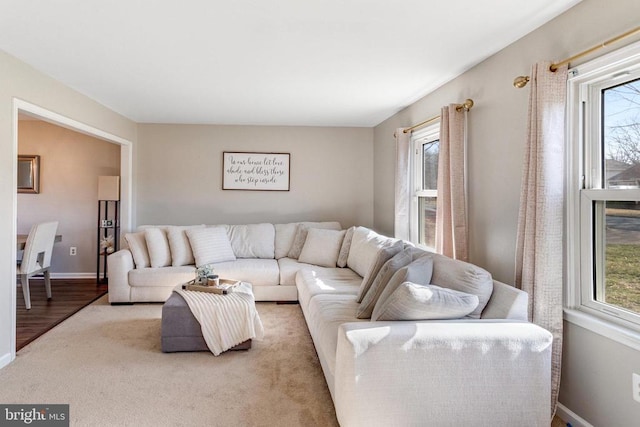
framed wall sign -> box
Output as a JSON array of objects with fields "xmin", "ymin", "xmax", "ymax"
[{"xmin": 222, "ymin": 152, "xmax": 290, "ymax": 191}]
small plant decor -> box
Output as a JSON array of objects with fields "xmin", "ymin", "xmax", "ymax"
[{"xmin": 195, "ymin": 264, "xmax": 216, "ymax": 283}]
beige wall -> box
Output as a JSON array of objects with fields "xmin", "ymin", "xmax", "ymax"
[
  {"xmin": 18, "ymin": 120, "xmax": 121, "ymax": 276},
  {"xmin": 373, "ymin": 0, "xmax": 640, "ymax": 424},
  {"xmin": 0, "ymin": 49, "xmax": 136, "ymax": 367},
  {"xmin": 136, "ymin": 124, "xmax": 373, "ymax": 228}
]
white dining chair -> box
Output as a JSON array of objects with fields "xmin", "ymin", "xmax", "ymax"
[{"xmin": 17, "ymin": 221, "xmax": 59, "ymax": 310}]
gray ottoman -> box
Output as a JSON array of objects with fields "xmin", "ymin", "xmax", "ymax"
[{"xmin": 161, "ymin": 292, "xmax": 251, "ymax": 353}]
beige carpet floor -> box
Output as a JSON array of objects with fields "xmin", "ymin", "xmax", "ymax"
[{"xmin": 0, "ymin": 296, "xmax": 338, "ymax": 427}]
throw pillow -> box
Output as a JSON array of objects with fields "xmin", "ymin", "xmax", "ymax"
[
  {"xmin": 144, "ymin": 228, "xmax": 172, "ymax": 268},
  {"xmin": 430, "ymin": 252, "xmax": 494, "ymax": 319},
  {"xmin": 185, "ymin": 227, "xmax": 236, "ymax": 267},
  {"xmin": 371, "ymin": 282, "xmax": 479, "ymax": 321},
  {"xmin": 363, "ymin": 255, "xmax": 434, "ymax": 319},
  {"xmin": 336, "ymin": 226, "xmax": 355, "ymax": 268},
  {"xmin": 298, "ymin": 228, "xmax": 347, "ymax": 268},
  {"xmin": 287, "ymin": 224, "xmax": 311, "ymax": 259},
  {"xmin": 346, "ymin": 226, "xmax": 398, "ymax": 278},
  {"xmin": 274, "ymin": 221, "xmax": 341, "ymax": 259},
  {"xmin": 356, "ymin": 239, "xmax": 404, "ymax": 303},
  {"xmin": 124, "ymin": 232, "xmax": 150, "ymax": 269},
  {"xmin": 167, "ymin": 225, "xmax": 205, "ymax": 266},
  {"xmin": 356, "ymin": 247, "xmax": 427, "ymax": 318}
]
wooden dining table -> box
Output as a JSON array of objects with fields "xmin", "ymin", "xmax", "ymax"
[{"xmin": 17, "ymin": 234, "xmax": 62, "ymax": 251}]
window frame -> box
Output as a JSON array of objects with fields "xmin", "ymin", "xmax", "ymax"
[
  {"xmin": 410, "ymin": 123, "xmax": 440, "ymax": 249},
  {"xmin": 567, "ymin": 39, "xmax": 640, "ymax": 349}
]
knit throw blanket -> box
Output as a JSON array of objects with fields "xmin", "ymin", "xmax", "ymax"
[{"xmin": 174, "ymin": 282, "xmax": 264, "ymax": 356}]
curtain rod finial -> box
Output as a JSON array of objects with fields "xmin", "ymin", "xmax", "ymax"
[{"xmin": 513, "ymin": 75, "xmax": 530, "ymax": 88}]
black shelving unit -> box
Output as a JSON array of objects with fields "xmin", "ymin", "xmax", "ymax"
[{"xmin": 97, "ymin": 200, "xmax": 120, "ymax": 283}]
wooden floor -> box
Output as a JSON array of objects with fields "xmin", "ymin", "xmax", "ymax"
[{"xmin": 16, "ymin": 278, "xmax": 107, "ymax": 351}]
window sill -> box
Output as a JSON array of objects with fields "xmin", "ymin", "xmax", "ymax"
[{"xmin": 563, "ymin": 308, "xmax": 640, "ymax": 351}]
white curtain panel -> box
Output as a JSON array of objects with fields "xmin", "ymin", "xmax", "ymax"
[
  {"xmin": 514, "ymin": 61, "xmax": 568, "ymax": 419},
  {"xmin": 394, "ymin": 128, "xmax": 411, "ymax": 241},
  {"xmin": 436, "ymin": 105, "xmax": 468, "ymax": 261}
]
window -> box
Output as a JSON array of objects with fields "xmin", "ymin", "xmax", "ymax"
[
  {"xmin": 410, "ymin": 124, "xmax": 439, "ymax": 249},
  {"xmin": 568, "ymin": 41, "xmax": 640, "ymax": 336}
]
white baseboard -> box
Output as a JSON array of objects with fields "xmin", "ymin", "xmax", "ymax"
[
  {"xmin": 0, "ymin": 352, "xmax": 13, "ymax": 370},
  {"xmin": 50, "ymin": 272, "xmax": 97, "ymax": 280},
  {"xmin": 557, "ymin": 403, "xmax": 594, "ymax": 427}
]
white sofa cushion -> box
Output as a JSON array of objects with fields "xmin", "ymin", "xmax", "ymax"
[
  {"xmin": 167, "ymin": 225, "xmax": 205, "ymax": 266},
  {"xmin": 275, "ymin": 221, "xmax": 342, "ymax": 259},
  {"xmin": 368, "ymin": 256, "xmax": 433, "ymax": 319},
  {"xmin": 356, "ymin": 247, "xmax": 426, "ymax": 319},
  {"xmin": 124, "ymin": 232, "xmax": 150, "ymax": 269},
  {"xmin": 347, "ymin": 226, "xmax": 398, "ymax": 278},
  {"xmin": 144, "ymin": 228, "xmax": 172, "ymax": 268},
  {"xmin": 226, "ymin": 223, "xmax": 275, "ymax": 259},
  {"xmin": 211, "ymin": 258, "xmax": 280, "ymax": 286},
  {"xmin": 129, "ymin": 266, "xmax": 196, "ymax": 287},
  {"xmin": 185, "ymin": 227, "xmax": 236, "ymax": 267},
  {"xmin": 296, "ymin": 268, "xmax": 362, "ymax": 309},
  {"xmin": 305, "ymin": 294, "xmax": 365, "ymax": 378},
  {"xmin": 372, "ymin": 282, "xmax": 479, "ymax": 321},
  {"xmin": 430, "ymin": 253, "xmax": 494, "ymax": 319},
  {"xmin": 278, "ymin": 257, "xmax": 316, "ymax": 286},
  {"xmin": 299, "ymin": 228, "xmax": 346, "ymax": 268}
]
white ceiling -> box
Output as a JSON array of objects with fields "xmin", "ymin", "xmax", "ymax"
[{"xmin": 1, "ymin": 0, "xmax": 581, "ymax": 127}]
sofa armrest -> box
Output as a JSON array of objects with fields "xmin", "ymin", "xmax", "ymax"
[
  {"xmin": 107, "ymin": 249, "xmax": 134, "ymax": 303},
  {"xmin": 334, "ymin": 320, "xmax": 552, "ymax": 427}
]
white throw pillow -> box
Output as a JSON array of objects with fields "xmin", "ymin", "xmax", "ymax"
[
  {"xmin": 430, "ymin": 252, "xmax": 494, "ymax": 319},
  {"xmin": 346, "ymin": 226, "xmax": 398, "ymax": 278},
  {"xmin": 185, "ymin": 227, "xmax": 236, "ymax": 267},
  {"xmin": 358, "ymin": 252, "xmax": 433, "ymax": 319},
  {"xmin": 144, "ymin": 228, "xmax": 172, "ymax": 268},
  {"xmin": 356, "ymin": 247, "xmax": 426, "ymax": 318},
  {"xmin": 124, "ymin": 232, "xmax": 150, "ymax": 269},
  {"xmin": 280, "ymin": 222, "xmax": 342, "ymax": 259},
  {"xmin": 167, "ymin": 225, "xmax": 205, "ymax": 266},
  {"xmin": 337, "ymin": 226, "xmax": 355, "ymax": 268},
  {"xmin": 372, "ymin": 282, "xmax": 479, "ymax": 321},
  {"xmin": 298, "ymin": 228, "xmax": 346, "ymax": 268},
  {"xmin": 356, "ymin": 240, "xmax": 404, "ymax": 303}
]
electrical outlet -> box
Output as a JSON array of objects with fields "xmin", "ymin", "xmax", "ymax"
[
  {"xmin": 633, "ymin": 373, "xmax": 640, "ymax": 403},
  {"xmin": 70, "ymin": 247, "xmax": 77, "ymax": 256}
]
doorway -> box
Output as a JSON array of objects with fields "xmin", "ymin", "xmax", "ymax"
[{"xmin": 10, "ymin": 99, "xmax": 133, "ymax": 361}]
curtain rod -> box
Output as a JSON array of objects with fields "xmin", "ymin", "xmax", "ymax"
[
  {"xmin": 513, "ymin": 26, "xmax": 640, "ymax": 88},
  {"xmin": 402, "ymin": 99, "xmax": 474, "ymax": 134}
]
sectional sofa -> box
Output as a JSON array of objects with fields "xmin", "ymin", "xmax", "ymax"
[{"xmin": 107, "ymin": 222, "xmax": 553, "ymax": 426}]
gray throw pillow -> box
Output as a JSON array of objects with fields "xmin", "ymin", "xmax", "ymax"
[
  {"xmin": 356, "ymin": 240, "xmax": 404, "ymax": 303},
  {"xmin": 357, "ymin": 252, "xmax": 433, "ymax": 319},
  {"xmin": 356, "ymin": 247, "xmax": 427, "ymax": 318}
]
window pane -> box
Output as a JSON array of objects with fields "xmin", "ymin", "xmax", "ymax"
[
  {"xmin": 603, "ymin": 78, "xmax": 640, "ymax": 189},
  {"xmin": 597, "ymin": 201, "xmax": 640, "ymax": 313},
  {"xmin": 422, "ymin": 140, "xmax": 439, "ymax": 190},
  {"xmin": 418, "ymin": 197, "xmax": 437, "ymax": 249}
]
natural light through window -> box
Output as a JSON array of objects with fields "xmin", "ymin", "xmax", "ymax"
[
  {"xmin": 411, "ymin": 125, "xmax": 439, "ymax": 249},
  {"xmin": 568, "ymin": 41, "xmax": 640, "ymax": 335}
]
